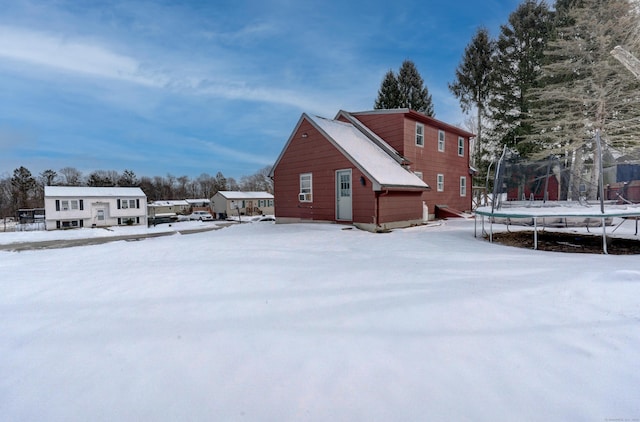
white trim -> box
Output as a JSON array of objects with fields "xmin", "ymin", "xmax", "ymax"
[
  {"xmin": 437, "ymin": 174, "xmax": 444, "ymax": 192},
  {"xmin": 438, "ymin": 130, "xmax": 445, "ymax": 152},
  {"xmin": 458, "ymin": 136, "xmax": 465, "ymax": 157},
  {"xmin": 415, "ymin": 122, "xmax": 424, "ymax": 147},
  {"xmin": 299, "ymin": 173, "xmax": 312, "ymax": 202},
  {"xmin": 460, "ymin": 176, "xmax": 467, "ymax": 196}
]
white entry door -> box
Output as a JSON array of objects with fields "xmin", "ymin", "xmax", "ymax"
[{"xmin": 336, "ymin": 169, "xmax": 352, "ymax": 221}]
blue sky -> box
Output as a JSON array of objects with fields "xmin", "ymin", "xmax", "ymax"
[{"xmin": 0, "ymin": 0, "xmax": 523, "ymax": 180}]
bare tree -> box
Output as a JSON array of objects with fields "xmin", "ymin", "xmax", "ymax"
[{"xmin": 59, "ymin": 167, "xmax": 83, "ymax": 186}]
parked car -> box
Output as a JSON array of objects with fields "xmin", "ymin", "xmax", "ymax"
[
  {"xmin": 249, "ymin": 215, "xmax": 276, "ymax": 222},
  {"xmin": 188, "ymin": 211, "xmax": 214, "ymax": 221}
]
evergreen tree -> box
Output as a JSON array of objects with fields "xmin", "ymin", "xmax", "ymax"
[
  {"xmin": 528, "ymin": 0, "xmax": 640, "ymax": 198},
  {"xmin": 117, "ymin": 169, "xmax": 139, "ymax": 187},
  {"xmin": 489, "ymin": 0, "xmax": 554, "ymax": 157},
  {"xmin": 10, "ymin": 166, "xmax": 37, "ymax": 210},
  {"xmin": 449, "ymin": 27, "xmax": 495, "ymax": 167},
  {"xmin": 374, "ymin": 70, "xmax": 401, "ymax": 109},
  {"xmin": 397, "ymin": 60, "xmax": 435, "ymax": 116},
  {"xmin": 374, "ymin": 60, "xmax": 435, "ymax": 116}
]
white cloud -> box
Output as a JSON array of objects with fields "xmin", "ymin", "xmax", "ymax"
[{"xmin": 0, "ymin": 25, "xmax": 167, "ymax": 87}]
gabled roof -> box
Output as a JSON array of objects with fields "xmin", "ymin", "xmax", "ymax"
[
  {"xmin": 215, "ymin": 191, "xmax": 274, "ymax": 199},
  {"xmin": 44, "ymin": 186, "xmax": 146, "ymax": 198},
  {"xmin": 270, "ymin": 113, "xmax": 428, "ymax": 191}
]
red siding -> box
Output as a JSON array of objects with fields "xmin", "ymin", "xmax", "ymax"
[
  {"xmin": 353, "ymin": 112, "xmax": 473, "ymax": 213},
  {"xmin": 273, "ymin": 119, "xmax": 378, "ymax": 224},
  {"xmin": 377, "ymin": 191, "xmax": 424, "ymax": 224}
]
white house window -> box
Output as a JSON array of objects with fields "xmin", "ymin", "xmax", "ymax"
[
  {"xmin": 61, "ymin": 200, "xmax": 69, "ymax": 211},
  {"xmin": 437, "ymin": 174, "xmax": 444, "ymax": 192},
  {"xmin": 299, "ymin": 173, "xmax": 312, "ymax": 202},
  {"xmin": 121, "ymin": 200, "xmax": 129, "ymax": 209},
  {"xmin": 458, "ymin": 137, "xmax": 465, "ymax": 156},
  {"xmin": 438, "ymin": 130, "xmax": 445, "ymax": 152},
  {"xmin": 70, "ymin": 200, "xmax": 79, "ymax": 210},
  {"xmin": 414, "ymin": 171, "xmax": 423, "ymax": 180},
  {"xmin": 460, "ymin": 176, "xmax": 467, "ymax": 196},
  {"xmin": 416, "ymin": 123, "xmax": 424, "ymax": 147}
]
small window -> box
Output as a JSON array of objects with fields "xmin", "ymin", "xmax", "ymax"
[
  {"xmin": 437, "ymin": 174, "xmax": 444, "ymax": 192},
  {"xmin": 129, "ymin": 199, "xmax": 137, "ymax": 208},
  {"xmin": 121, "ymin": 200, "xmax": 129, "ymax": 209},
  {"xmin": 460, "ymin": 176, "xmax": 467, "ymax": 196},
  {"xmin": 299, "ymin": 173, "xmax": 312, "ymax": 202},
  {"xmin": 415, "ymin": 123, "xmax": 424, "ymax": 147},
  {"xmin": 414, "ymin": 171, "xmax": 423, "ymax": 180},
  {"xmin": 458, "ymin": 137, "xmax": 465, "ymax": 156},
  {"xmin": 61, "ymin": 200, "xmax": 69, "ymax": 211},
  {"xmin": 438, "ymin": 130, "xmax": 445, "ymax": 152},
  {"xmin": 70, "ymin": 200, "xmax": 79, "ymax": 210}
]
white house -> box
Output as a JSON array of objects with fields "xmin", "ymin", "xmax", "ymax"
[
  {"xmin": 211, "ymin": 191, "xmax": 274, "ymax": 218},
  {"xmin": 44, "ymin": 186, "xmax": 147, "ymax": 230}
]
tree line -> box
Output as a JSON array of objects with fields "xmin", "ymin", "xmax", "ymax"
[
  {"xmin": 449, "ymin": 0, "xmax": 640, "ymax": 196},
  {"xmin": 0, "ymin": 165, "xmax": 273, "ymax": 218},
  {"xmin": 374, "ymin": 0, "xmax": 640, "ymax": 199}
]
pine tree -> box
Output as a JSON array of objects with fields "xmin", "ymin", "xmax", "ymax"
[
  {"xmin": 397, "ymin": 60, "xmax": 435, "ymax": 116},
  {"xmin": 374, "ymin": 70, "xmax": 401, "ymax": 109},
  {"xmin": 10, "ymin": 166, "xmax": 37, "ymax": 210},
  {"xmin": 489, "ymin": 0, "xmax": 554, "ymax": 157},
  {"xmin": 449, "ymin": 27, "xmax": 495, "ymax": 167},
  {"xmin": 374, "ymin": 60, "xmax": 435, "ymax": 116},
  {"xmin": 528, "ymin": 0, "xmax": 640, "ymax": 198}
]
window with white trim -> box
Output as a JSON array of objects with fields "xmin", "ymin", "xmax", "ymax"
[
  {"xmin": 458, "ymin": 137, "xmax": 465, "ymax": 156},
  {"xmin": 437, "ymin": 174, "xmax": 444, "ymax": 192},
  {"xmin": 415, "ymin": 123, "xmax": 424, "ymax": 147},
  {"xmin": 61, "ymin": 200, "xmax": 70, "ymax": 211},
  {"xmin": 299, "ymin": 173, "xmax": 312, "ymax": 202},
  {"xmin": 460, "ymin": 176, "xmax": 467, "ymax": 196},
  {"xmin": 438, "ymin": 130, "xmax": 445, "ymax": 152}
]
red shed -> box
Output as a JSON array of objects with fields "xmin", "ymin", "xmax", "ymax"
[{"xmin": 270, "ymin": 109, "xmax": 474, "ymax": 231}]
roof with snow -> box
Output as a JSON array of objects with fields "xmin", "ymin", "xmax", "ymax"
[
  {"xmin": 305, "ymin": 114, "xmax": 429, "ymax": 191},
  {"xmin": 45, "ymin": 186, "xmax": 146, "ymax": 198},
  {"xmin": 148, "ymin": 200, "xmax": 190, "ymax": 207},
  {"xmin": 215, "ymin": 191, "xmax": 274, "ymax": 199}
]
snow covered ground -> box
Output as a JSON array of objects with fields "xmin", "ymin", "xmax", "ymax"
[{"xmin": 1, "ymin": 219, "xmax": 639, "ymax": 421}]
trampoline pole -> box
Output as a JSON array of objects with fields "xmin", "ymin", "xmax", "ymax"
[
  {"xmin": 602, "ymin": 217, "xmax": 608, "ymax": 254},
  {"xmin": 534, "ymin": 218, "xmax": 538, "ymax": 250}
]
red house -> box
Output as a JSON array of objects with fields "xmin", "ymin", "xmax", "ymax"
[{"xmin": 270, "ymin": 109, "xmax": 474, "ymax": 232}]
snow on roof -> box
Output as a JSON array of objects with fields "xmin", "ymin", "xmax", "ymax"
[
  {"xmin": 44, "ymin": 186, "xmax": 146, "ymax": 198},
  {"xmin": 185, "ymin": 198, "xmax": 210, "ymax": 204},
  {"xmin": 308, "ymin": 114, "xmax": 429, "ymax": 190},
  {"xmin": 148, "ymin": 200, "xmax": 190, "ymax": 207},
  {"xmin": 216, "ymin": 191, "xmax": 274, "ymax": 199}
]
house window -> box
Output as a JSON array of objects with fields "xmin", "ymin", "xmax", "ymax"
[
  {"xmin": 460, "ymin": 176, "xmax": 467, "ymax": 196},
  {"xmin": 438, "ymin": 130, "xmax": 445, "ymax": 152},
  {"xmin": 437, "ymin": 174, "xmax": 444, "ymax": 192},
  {"xmin": 70, "ymin": 200, "xmax": 79, "ymax": 210},
  {"xmin": 61, "ymin": 200, "xmax": 69, "ymax": 211},
  {"xmin": 458, "ymin": 137, "xmax": 465, "ymax": 156},
  {"xmin": 416, "ymin": 123, "xmax": 424, "ymax": 147},
  {"xmin": 414, "ymin": 171, "xmax": 423, "ymax": 180},
  {"xmin": 299, "ymin": 173, "xmax": 312, "ymax": 202},
  {"xmin": 118, "ymin": 199, "xmax": 139, "ymax": 209}
]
